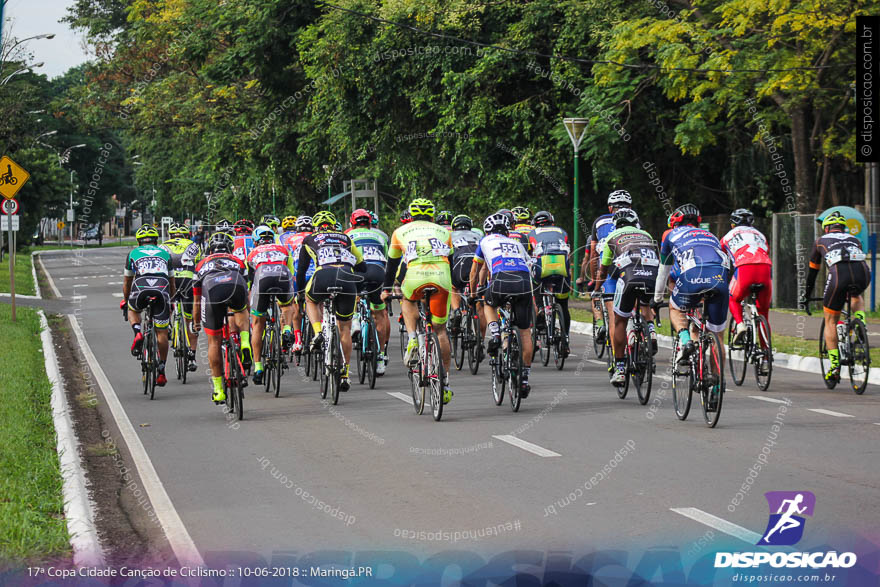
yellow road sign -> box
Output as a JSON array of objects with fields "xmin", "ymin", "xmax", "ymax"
[
  {"xmin": 0, "ymin": 156, "xmax": 30, "ymax": 199},
  {"xmin": 57, "ymin": 221, "xmax": 65, "ymax": 230}
]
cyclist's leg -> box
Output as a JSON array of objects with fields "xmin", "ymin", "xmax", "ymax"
[
  {"xmin": 201, "ymin": 288, "xmax": 229, "ymax": 397},
  {"xmin": 304, "ymin": 272, "xmax": 325, "ymax": 344},
  {"xmin": 612, "ymin": 279, "xmax": 637, "ymax": 360},
  {"xmin": 822, "ymin": 268, "xmax": 845, "ymax": 365},
  {"xmin": 249, "ymin": 271, "xmax": 272, "ymax": 369},
  {"xmin": 276, "ymin": 269, "xmax": 296, "ymax": 344},
  {"xmin": 334, "ymin": 272, "xmax": 358, "ymax": 366},
  {"xmin": 728, "ymin": 267, "xmax": 746, "ymax": 325},
  {"xmin": 705, "ymin": 276, "xmax": 730, "ymax": 357},
  {"xmin": 426, "ymin": 285, "xmax": 452, "ymax": 371}
]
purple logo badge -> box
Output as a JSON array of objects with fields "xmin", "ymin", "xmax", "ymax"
[{"xmin": 758, "ymin": 491, "xmax": 816, "ymax": 546}]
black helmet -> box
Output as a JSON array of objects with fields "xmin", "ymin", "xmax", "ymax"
[
  {"xmin": 612, "ymin": 208, "xmax": 640, "ymax": 228},
  {"xmin": 533, "ymin": 211, "xmax": 554, "ymax": 227},
  {"xmin": 436, "ymin": 210, "xmax": 454, "ymax": 226},
  {"xmin": 730, "ymin": 208, "xmax": 755, "ymax": 226},
  {"xmin": 208, "ymin": 232, "xmax": 234, "ymax": 254},
  {"xmin": 451, "ymin": 214, "xmax": 473, "ymax": 231},
  {"xmin": 669, "ymin": 203, "xmax": 701, "ymax": 227}
]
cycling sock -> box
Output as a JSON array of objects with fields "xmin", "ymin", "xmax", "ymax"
[
  {"xmin": 647, "ymin": 322, "xmax": 656, "ymax": 333},
  {"xmin": 255, "ymin": 361, "xmax": 263, "ymax": 372},
  {"xmin": 488, "ymin": 321, "xmax": 500, "ymax": 337},
  {"xmin": 157, "ymin": 361, "xmax": 165, "ymax": 373},
  {"xmin": 282, "ymin": 325, "xmax": 292, "ymax": 334},
  {"xmin": 131, "ymin": 323, "xmax": 141, "ymax": 335},
  {"xmin": 854, "ymin": 310, "xmax": 866, "ymax": 323},
  {"xmin": 212, "ymin": 376, "xmax": 223, "ymax": 392},
  {"xmin": 240, "ymin": 331, "xmax": 251, "ymax": 349},
  {"xmin": 828, "ymin": 348, "xmax": 840, "ymax": 367},
  {"xmin": 678, "ymin": 329, "xmax": 691, "ymax": 345},
  {"xmin": 616, "ymin": 359, "xmax": 626, "ymax": 370},
  {"xmin": 312, "ymin": 321, "xmax": 322, "ymax": 335},
  {"xmin": 523, "ymin": 366, "xmax": 530, "ymax": 381}
]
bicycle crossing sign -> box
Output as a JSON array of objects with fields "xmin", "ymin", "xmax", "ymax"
[{"xmin": 0, "ymin": 156, "xmax": 30, "ymax": 199}]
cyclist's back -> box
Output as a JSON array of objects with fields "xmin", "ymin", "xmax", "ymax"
[
  {"xmin": 348, "ymin": 220, "xmax": 389, "ymax": 310},
  {"xmin": 808, "ymin": 222, "xmax": 870, "ymax": 312},
  {"xmin": 721, "ymin": 209, "xmax": 772, "ymax": 339}
]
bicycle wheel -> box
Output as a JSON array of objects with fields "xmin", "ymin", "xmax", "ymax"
[
  {"xmin": 491, "ymin": 349, "xmax": 505, "ymax": 406},
  {"xmin": 592, "ymin": 311, "xmax": 605, "ymax": 358},
  {"xmin": 231, "ymin": 348, "xmax": 244, "ymax": 421},
  {"xmin": 173, "ymin": 315, "xmax": 183, "ymax": 381},
  {"xmin": 329, "ymin": 324, "xmax": 342, "ymax": 405},
  {"xmin": 320, "ymin": 331, "xmax": 329, "ymax": 399},
  {"xmin": 141, "ymin": 347, "xmax": 151, "ymax": 396},
  {"xmin": 428, "ymin": 332, "xmax": 445, "ymax": 421},
  {"xmin": 671, "ymin": 339, "xmax": 692, "ymax": 420},
  {"xmin": 272, "ymin": 324, "xmax": 283, "ymax": 397},
  {"xmin": 367, "ymin": 323, "xmax": 378, "ymax": 389},
  {"xmin": 264, "ymin": 328, "xmax": 274, "ymax": 394},
  {"xmin": 357, "ymin": 318, "xmax": 367, "ymax": 384},
  {"xmin": 727, "ymin": 316, "xmax": 748, "ymax": 386},
  {"xmin": 618, "ymin": 343, "xmax": 630, "ymax": 399},
  {"xmin": 147, "ymin": 329, "xmax": 158, "ymax": 400},
  {"xmin": 541, "ymin": 310, "xmax": 552, "ymax": 367},
  {"xmin": 409, "ymin": 361, "xmax": 425, "ymax": 415},
  {"xmin": 552, "ymin": 304, "xmax": 565, "ymax": 371},
  {"xmin": 635, "ymin": 327, "xmax": 653, "ymax": 406},
  {"xmin": 467, "ymin": 311, "xmax": 481, "ymax": 375},
  {"xmin": 847, "ymin": 319, "xmax": 870, "ymax": 394},
  {"xmin": 453, "ymin": 320, "xmax": 464, "ymax": 371},
  {"xmin": 508, "ymin": 328, "xmax": 523, "ymax": 412},
  {"xmin": 818, "ymin": 321, "xmax": 838, "ymax": 389},
  {"xmin": 399, "ymin": 321, "xmax": 407, "ymax": 360},
  {"xmin": 754, "ymin": 315, "xmax": 773, "ymax": 391},
  {"xmin": 700, "ymin": 332, "xmax": 725, "ymax": 428}
]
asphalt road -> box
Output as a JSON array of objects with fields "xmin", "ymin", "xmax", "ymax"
[{"xmin": 40, "ymin": 248, "xmax": 880, "ymax": 568}]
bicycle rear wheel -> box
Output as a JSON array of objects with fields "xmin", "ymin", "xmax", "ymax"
[
  {"xmin": 508, "ymin": 328, "xmax": 523, "ymax": 412},
  {"xmin": 618, "ymin": 343, "xmax": 630, "ymax": 399},
  {"xmin": 754, "ymin": 315, "xmax": 773, "ymax": 391},
  {"xmin": 367, "ymin": 324, "xmax": 378, "ymax": 389},
  {"xmin": 173, "ymin": 315, "xmax": 183, "ymax": 381},
  {"xmin": 700, "ymin": 332, "xmax": 725, "ymax": 428},
  {"xmin": 634, "ymin": 327, "xmax": 652, "ymax": 405},
  {"xmin": 453, "ymin": 323, "xmax": 464, "ymax": 371},
  {"xmin": 399, "ymin": 320, "xmax": 407, "ymax": 360},
  {"xmin": 329, "ymin": 324, "xmax": 342, "ymax": 405},
  {"xmin": 727, "ymin": 316, "xmax": 748, "ymax": 386},
  {"xmin": 147, "ymin": 329, "xmax": 158, "ymax": 400},
  {"xmin": 428, "ymin": 332, "xmax": 445, "ymax": 421},
  {"xmin": 541, "ymin": 310, "xmax": 552, "ymax": 367},
  {"xmin": 552, "ymin": 304, "xmax": 565, "ymax": 370},
  {"xmin": 672, "ymin": 339, "xmax": 692, "ymax": 420},
  {"xmin": 357, "ymin": 318, "xmax": 367, "ymax": 384},
  {"xmin": 491, "ymin": 349, "xmax": 505, "ymax": 406},
  {"xmin": 818, "ymin": 321, "xmax": 838, "ymax": 389},
  {"xmin": 847, "ymin": 319, "xmax": 870, "ymax": 394},
  {"xmin": 592, "ymin": 311, "xmax": 605, "ymax": 358},
  {"xmin": 467, "ymin": 311, "xmax": 481, "ymax": 375},
  {"xmin": 273, "ymin": 324, "xmax": 283, "ymax": 397},
  {"xmin": 264, "ymin": 328, "xmax": 275, "ymax": 394}
]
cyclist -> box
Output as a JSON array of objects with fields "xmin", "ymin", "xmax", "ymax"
[
  {"xmin": 511, "ymin": 206, "xmax": 534, "ymax": 235},
  {"xmin": 160, "ymin": 222, "xmax": 202, "ymax": 370},
  {"xmin": 247, "ymin": 225, "xmax": 296, "ymax": 385},
  {"xmin": 261, "ymin": 214, "xmax": 281, "ymax": 233},
  {"xmin": 470, "ymin": 213, "xmax": 535, "ymax": 396},
  {"xmin": 721, "ymin": 208, "xmax": 772, "ymax": 344},
  {"xmin": 348, "ymin": 208, "xmax": 391, "ymax": 375},
  {"xmin": 498, "ymin": 208, "xmax": 530, "ymax": 251},
  {"xmin": 281, "ymin": 215, "xmax": 315, "ymax": 352},
  {"xmin": 121, "ymin": 226, "xmax": 177, "ymax": 387},
  {"xmin": 370, "ymin": 210, "xmax": 389, "ymax": 243},
  {"xmin": 279, "ymin": 215, "xmax": 298, "ymax": 240},
  {"xmin": 448, "ymin": 214, "xmax": 485, "ymax": 341},
  {"xmin": 653, "ymin": 204, "xmax": 730, "ymax": 368},
  {"xmin": 801, "ymin": 211, "xmax": 870, "ymax": 382},
  {"xmin": 596, "ymin": 209, "xmax": 659, "ymax": 385},
  {"xmin": 232, "ymin": 219, "xmax": 255, "ymax": 264},
  {"xmin": 192, "ymin": 232, "xmax": 251, "ymax": 403},
  {"xmin": 527, "ymin": 210, "xmax": 572, "ymax": 357},
  {"xmin": 584, "ymin": 190, "xmax": 636, "ymax": 345},
  {"xmin": 381, "ymin": 198, "xmax": 454, "ymax": 402},
  {"xmin": 296, "ymin": 211, "xmax": 366, "ymax": 392},
  {"xmin": 436, "ymin": 210, "xmax": 454, "ymax": 230}
]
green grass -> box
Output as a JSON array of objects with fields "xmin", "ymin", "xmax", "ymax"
[
  {"xmin": 0, "ymin": 252, "xmax": 35, "ymax": 296},
  {"xmin": 0, "ymin": 305, "xmax": 70, "ymax": 563}
]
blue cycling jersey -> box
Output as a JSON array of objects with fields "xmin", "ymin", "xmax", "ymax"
[{"xmin": 660, "ymin": 225, "xmax": 729, "ymax": 276}]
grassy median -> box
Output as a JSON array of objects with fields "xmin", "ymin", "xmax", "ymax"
[
  {"xmin": 0, "ymin": 251, "xmax": 35, "ymax": 296},
  {"xmin": 0, "ymin": 304, "xmax": 70, "ymax": 563}
]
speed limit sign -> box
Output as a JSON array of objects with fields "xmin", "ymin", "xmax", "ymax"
[{"xmin": 0, "ymin": 198, "xmax": 18, "ymax": 215}]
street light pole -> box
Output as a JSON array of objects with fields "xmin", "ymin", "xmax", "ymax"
[{"xmin": 563, "ymin": 118, "xmax": 588, "ymax": 284}]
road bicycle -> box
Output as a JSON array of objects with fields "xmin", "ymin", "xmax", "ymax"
[
  {"xmin": 807, "ymin": 289, "xmax": 870, "ymax": 394},
  {"xmin": 262, "ymin": 298, "xmax": 286, "ymax": 397},
  {"xmin": 591, "ymin": 292, "xmax": 609, "ymax": 359},
  {"xmin": 618, "ymin": 294, "xmax": 660, "ymax": 405},
  {"xmin": 396, "ymin": 289, "xmax": 446, "ymax": 421},
  {"xmin": 124, "ymin": 296, "xmax": 161, "ymax": 400},
  {"xmin": 318, "ymin": 287, "xmax": 345, "ymax": 405},
  {"xmin": 490, "ymin": 297, "xmax": 526, "ymax": 412},
  {"xmin": 670, "ymin": 292, "xmax": 726, "ymax": 428},
  {"xmin": 727, "ymin": 283, "xmax": 773, "ymax": 391},
  {"xmin": 452, "ymin": 285, "xmax": 484, "ymax": 374},
  {"xmin": 170, "ymin": 298, "xmax": 192, "ymax": 384},
  {"xmin": 354, "ymin": 292, "xmax": 380, "ymax": 389},
  {"xmin": 220, "ymin": 312, "xmax": 246, "ymax": 420},
  {"xmin": 534, "ymin": 284, "xmax": 567, "ymax": 370}
]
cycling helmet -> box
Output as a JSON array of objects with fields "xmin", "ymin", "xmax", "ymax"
[
  {"xmin": 135, "ymin": 225, "xmax": 159, "ymax": 242},
  {"xmin": 511, "ymin": 206, "xmax": 531, "ymax": 222},
  {"xmin": 451, "ymin": 214, "xmax": 473, "ymax": 231},
  {"xmin": 168, "ymin": 222, "xmax": 190, "ymax": 237},
  {"xmin": 436, "ymin": 210, "xmax": 454, "ymax": 226},
  {"xmin": 312, "ymin": 211, "xmax": 337, "ymax": 230},
  {"xmin": 483, "ymin": 213, "xmax": 511, "ymax": 235},
  {"xmin": 821, "ymin": 211, "xmax": 848, "ymax": 230},
  {"xmin": 607, "ymin": 189, "xmax": 633, "ymax": 207},
  {"xmin": 215, "ymin": 218, "xmax": 233, "ymax": 234},
  {"xmin": 408, "ymin": 198, "xmax": 435, "ymax": 220},
  {"xmin": 730, "ymin": 208, "xmax": 755, "ymax": 227},
  {"xmin": 233, "ymin": 219, "xmax": 254, "ymax": 235},
  {"xmin": 281, "ymin": 215, "xmax": 297, "ymax": 230},
  {"xmin": 612, "ymin": 208, "xmax": 640, "ymax": 228},
  {"xmin": 497, "ymin": 208, "xmax": 515, "ymax": 228},
  {"xmin": 370, "ymin": 211, "xmax": 379, "ymax": 227},
  {"xmin": 208, "ymin": 232, "xmax": 234, "ymax": 254},
  {"xmin": 533, "ymin": 211, "xmax": 554, "ymax": 227},
  {"xmin": 667, "ymin": 213, "xmax": 674, "ymax": 229},
  {"xmin": 669, "ymin": 203, "xmax": 701, "ymax": 227},
  {"xmin": 261, "ymin": 214, "xmax": 281, "ymax": 229},
  {"xmin": 254, "ymin": 224, "xmax": 275, "ymax": 243},
  {"xmin": 295, "ymin": 215, "xmax": 314, "ymax": 232},
  {"xmin": 350, "ymin": 208, "xmax": 371, "ymax": 228},
  {"xmin": 399, "ymin": 210, "xmax": 412, "ymax": 224}
]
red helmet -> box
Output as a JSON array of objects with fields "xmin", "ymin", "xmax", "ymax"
[
  {"xmin": 668, "ymin": 204, "xmax": 701, "ymax": 228},
  {"xmin": 400, "ymin": 210, "xmax": 412, "ymax": 224},
  {"xmin": 233, "ymin": 219, "xmax": 254, "ymax": 235},
  {"xmin": 350, "ymin": 208, "xmax": 371, "ymax": 228}
]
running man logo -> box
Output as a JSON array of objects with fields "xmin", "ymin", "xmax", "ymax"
[{"xmin": 758, "ymin": 491, "xmax": 816, "ymax": 546}]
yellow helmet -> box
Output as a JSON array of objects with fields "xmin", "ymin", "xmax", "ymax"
[
  {"xmin": 281, "ymin": 215, "xmax": 297, "ymax": 230},
  {"xmin": 312, "ymin": 211, "xmax": 337, "ymax": 230},
  {"xmin": 821, "ymin": 211, "xmax": 847, "ymax": 229},
  {"xmin": 408, "ymin": 198, "xmax": 435, "ymax": 219},
  {"xmin": 136, "ymin": 225, "xmax": 159, "ymax": 240}
]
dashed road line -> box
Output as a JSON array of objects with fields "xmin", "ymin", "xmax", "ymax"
[
  {"xmin": 670, "ymin": 507, "xmax": 762, "ymax": 544},
  {"xmin": 748, "ymin": 395, "xmax": 790, "ymax": 405},
  {"xmin": 491, "ymin": 435, "xmax": 561, "ymax": 458},
  {"xmin": 587, "ymin": 359, "xmax": 605, "ymax": 366},
  {"xmin": 808, "ymin": 408, "xmax": 854, "ymax": 418},
  {"xmin": 386, "ymin": 391, "xmax": 413, "ymax": 405}
]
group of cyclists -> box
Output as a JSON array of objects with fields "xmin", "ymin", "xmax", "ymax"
[{"xmin": 118, "ymin": 188, "xmax": 872, "ymax": 414}]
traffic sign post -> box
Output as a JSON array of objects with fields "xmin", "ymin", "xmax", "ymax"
[
  {"xmin": 0, "ymin": 156, "xmax": 30, "ymax": 200},
  {"xmin": 2, "ymin": 212, "xmax": 18, "ymax": 322}
]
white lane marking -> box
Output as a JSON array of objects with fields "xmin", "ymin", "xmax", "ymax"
[
  {"xmin": 670, "ymin": 507, "xmax": 763, "ymax": 545},
  {"xmin": 107, "ymin": 281, "xmax": 123, "ymax": 285},
  {"xmin": 587, "ymin": 359, "xmax": 605, "ymax": 366},
  {"xmin": 67, "ymin": 315, "xmax": 204, "ymax": 567},
  {"xmin": 748, "ymin": 395, "xmax": 789, "ymax": 405},
  {"xmin": 0, "ymin": 292, "xmax": 41, "ymax": 300},
  {"xmin": 492, "ymin": 435, "xmax": 561, "ymax": 458},
  {"xmin": 387, "ymin": 391, "xmax": 413, "ymax": 405},
  {"xmin": 808, "ymin": 408, "xmax": 854, "ymax": 418},
  {"xmin": 874, "ymin": 423, "xmax": 880, "ymax": 426},
  {"xmin": 71, "ymin": 296, "xmax": 87, "ymax": 301},
  {"xmin": 111, "ymin": 292, "xmax": 124, "ymax": 298},
  {"xmin": 39, "ymin": 255, "xmax": 62, "ymax": 298}
]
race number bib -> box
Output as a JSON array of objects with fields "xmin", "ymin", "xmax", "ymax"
[
  {"xmin": 317, "ymin": 246, "xmax": 356, "ymax": 266},
  {"xmin": 361, "ymin": 245, "xmax": 386, "ymax": 262},
  {"xmin": 826, "ymin": 246, "xmax": 866, "ymax": 266},
  {"xmin": 135, "ymin": 256, "xmax": 168, "ymax": 275}
]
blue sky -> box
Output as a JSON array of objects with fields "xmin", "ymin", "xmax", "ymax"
[{"xmin": 4, "ymin": 0, "xmax": 91, "ymax": 78}]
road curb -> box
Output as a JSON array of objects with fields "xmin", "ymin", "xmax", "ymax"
[{"xmin": 569, "ymin": 319, "xmax": 878, "ymax": 387}]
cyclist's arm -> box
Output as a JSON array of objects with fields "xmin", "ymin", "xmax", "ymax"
[
  {"xmin": 294, "ymin": 244, "xmax": 311, "ymax": 293},
  {"xmin": 653, "ymin": 251, "xmax": 673, "ymax": 302},
  {"xmin": 468, "ymin": 258, "xmax": 482, "ymax": 295},
  {"xmin": 805, "ymin": 241, "xmax": 822, "ymax": 295},
  {"xmin": 168, "ymin": 275, "xmax": 177, "ymax": 299},
  {"xmin": 350, "ymin": 242, "xmax": 367, "ymax": 273},
  {"xmin": 384, "ymin": 256, "xmax": 402, "ymax": 289},
  {"xmin": 122, "ymin": 275, "xmax": 133, "ymax": 300}
]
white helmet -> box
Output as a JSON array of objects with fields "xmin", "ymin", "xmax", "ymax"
[
  {"xmin": 483, "ymin": 213, "xmax": 511, "ymax": 234},
  {"xmin": 607, "ymin": 189, "xmax": 632, "ymax": 207}
]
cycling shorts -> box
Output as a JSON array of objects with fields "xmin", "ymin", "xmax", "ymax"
[
  {"xmin": 450, "ymin": 254, "xmax": 475, "ymax": 291},
  {"xmin": 729, "ymin": 263, "xmax": 772, "ymax": 314},
  {"xmin": 823, "ymin": 261, "xmax": 870, "ymax": 313},
  {"xmin": 402, "ymin": 262, "xmax": 451, "ymax": 325},
  {"xmin": 486, "ymin": 270, "xmax": 533, "ymax": 330},
  {"xmin": 358, "ymin": 263, "xmax": 386, "ymax": 311},
  {"xmin": 613, "ymin": 267, "xmax": 657, "ymax": 317},
  {"xmin": 200, "ymin": 272, "xmax": 248, "ymax": 336},
  {"xmin": 670, "ymin": 264, "xmax": 729, "ymax": 332},
  {"xmin": 173, "ymin": 276, "xmax": 194, "ymax": 318},
  {"xmin": 127, "ymin": 275, "xmax": 172, "ymax": 328},
  {"xmin": 306, "ymin": 266, "xmax": 361, "ymax": 320},
  {"xmin": 249, "ymin": 265, "xmax": 294, "ymax": 316},
  {"xmin": 602, "ymin": 273, "xmax": 618, "ymax": 295},
  {"xmin": 538, "ymin": 273, "xmax": 571, "ymax": 300}
]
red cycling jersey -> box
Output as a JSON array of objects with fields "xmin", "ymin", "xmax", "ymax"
[
  {"xmin": 720, "ymin": 226, "xmax": 771, "ymax": 267},
  {"xmin": 246, "ymin": 243, "xmax": 291, "ymax": 270}
]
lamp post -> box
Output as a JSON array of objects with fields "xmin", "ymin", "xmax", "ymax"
[
  {"xmin": 563, "ymin": 118, "xmax": 588, "ymax": 284},
  {"xmin": 69, "ymin": 170, "xmax": 77, "ymax": 246}
]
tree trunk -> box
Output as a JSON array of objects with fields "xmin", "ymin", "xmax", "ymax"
[{"xmin": 790, "ymin": 103, "xmax": 814, "ymax": 212}]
